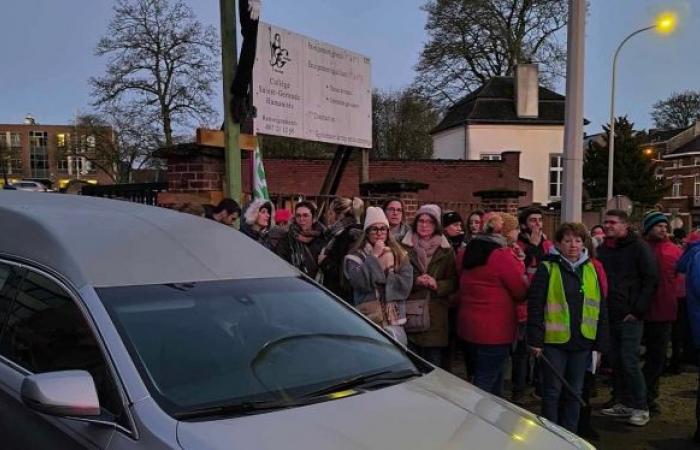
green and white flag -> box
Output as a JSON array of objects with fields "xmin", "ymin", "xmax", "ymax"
[{"xmin": 253, "ymin": 143, "xmax": 269, "ymax": 200}]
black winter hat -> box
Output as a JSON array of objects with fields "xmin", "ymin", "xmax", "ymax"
[{"xmin": 442, "ymin": 211, "xmax": 463, "ymax": 228}]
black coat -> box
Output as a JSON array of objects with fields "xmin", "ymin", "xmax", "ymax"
[
  {"xmin": 596, "ymin": 232, "xmax": 659, "ymax": 322},
  {"xmin": 527, "ymin": 255, "xmax": 609, "ymax": 352}
]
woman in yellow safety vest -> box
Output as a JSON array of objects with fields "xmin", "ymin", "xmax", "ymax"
[{"xmin": 527, "ymin": 222, "xmax": 609, "ymax": 433}]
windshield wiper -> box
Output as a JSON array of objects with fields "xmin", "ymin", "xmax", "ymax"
[
  {"xmin": 300, "ymin": 368, "xmax": 421, "ymax": 399},
  {"xmin": 173, "ymin": 398, "xmax": 304, "ymax": 420}
]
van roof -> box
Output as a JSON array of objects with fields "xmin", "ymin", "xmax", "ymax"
[{"xmin": 0, "ymin": 192, "xmax": 297, "ymax": 288}]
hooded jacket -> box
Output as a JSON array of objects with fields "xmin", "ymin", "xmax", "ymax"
[
  {"xmin": 645, "ymin": 238, "xmax": 682, "ymax": 322},
  {"xmin": 458, "ymin": 235, "xmax": 529, "ymax": 345},
  {"xmin": 597, "ymin": 231, "xmax": 658, "ymax": 322},
  {"xmin": 240, "ymin": 198, "xmax": 275, "ymax": 248}
]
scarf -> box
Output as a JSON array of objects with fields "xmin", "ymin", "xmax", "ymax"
[
  {"xmin": 320, "ymin": 215, "xmax": 357, "ymax": 260},
  {"xmin": 288, "ymin": 222, "xmax": 322, "ymax": 275},
  {"xmin": 412, "ymin": 234, "xmax": 443, "ymax": 274},
  {"xmin": 289, "ymin": 222, "xmax": 323, "ymax": 244},
  {"xmin": 472, "ymin": 233, "xmax": 507, "ymax": 248}
]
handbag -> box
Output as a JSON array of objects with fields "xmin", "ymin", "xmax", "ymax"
[{"xmin": 405, "ymin": 291, "xmax": 431, "ymax": 333}]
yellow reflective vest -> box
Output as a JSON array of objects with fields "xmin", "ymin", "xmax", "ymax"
[{"xmin": 542, "ymin": 261, "xmax": 602, "ymax": 344}]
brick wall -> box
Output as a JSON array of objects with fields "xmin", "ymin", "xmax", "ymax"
[{"xmin": 167, "ymin": 155, "xmax": 225, "ymax": 193}]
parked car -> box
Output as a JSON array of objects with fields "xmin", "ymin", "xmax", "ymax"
[
  {"xmin": 9, "ymin": 180, "xmax": 49, "ymax": 192},
  {"xmin": 0, "ymin": 192, "xmax": 595, "ymax": 450}
]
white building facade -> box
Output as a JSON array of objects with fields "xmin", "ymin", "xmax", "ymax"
[{"xmin": 431, "ymin": 65, "xmax": 567, "ymax": 205}]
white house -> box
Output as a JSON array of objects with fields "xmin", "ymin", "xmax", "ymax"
[{"xmin": 431, "ymin": 65, "xmax": 568, "ymax": 205}]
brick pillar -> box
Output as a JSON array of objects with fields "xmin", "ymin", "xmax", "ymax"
[
  {"xmin": 475, "ymin": 190, "xmax": 524, "ymax": 215},
  {"xmin": 167, "ymin": 154, "xmax": 224, "ymax": 194},
  {"xmin": 360, "ymin": 180, "xmax": 428, "ymax": 223}
]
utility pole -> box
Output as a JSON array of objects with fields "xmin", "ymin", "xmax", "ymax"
[
  {"xmin": 561, "ymin": 0, "xmax": 586, "ymax": 222},
  {"xmin": 220, "ymin": 0, "xmax": 242, "ymax": 202}
]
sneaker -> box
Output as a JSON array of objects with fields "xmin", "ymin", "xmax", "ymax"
[
  {"xmin": 601, "ymin": 403, "xmax": 633, "ymax": 417},
  {"xmin": 601, "ymin": 397, "xmax": 619, "ymax": 409},
  {"xmin": 627, "ymin": 409, "xmax": 650, "ymax": 426}
]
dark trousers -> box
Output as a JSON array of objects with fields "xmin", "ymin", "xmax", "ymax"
[
  {"xmin": 541, "ymin": 346, "xmax": 589, "ymax": 432},
  {"xmin": 463, "ymin": 341, "xmax": 510, "ymax": 397},
  {"xmin": 609, "ymin": 320, "xmax": 647, "ymax": 410},
  {"xmin": 412, "ymin": 344, "xmax": 445, "ymax": 368},
  {"xmin": 511, "ymin": 324, "xmax": 529, "ymax": 396},
  {"xmin": 643, "ymin": 321, "xmax": 672, "ymax": 404},
  {"xmin": 671, "ymin": 300, "xmax": 693, "ymax": 367}
]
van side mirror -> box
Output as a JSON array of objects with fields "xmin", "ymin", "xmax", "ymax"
[{"xmin": 21, "ymin": 370, "xmax": 101, "ymax": 417}]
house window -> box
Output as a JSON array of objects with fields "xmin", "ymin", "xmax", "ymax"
[
  {"xmin": 0, "ymin": 132, "xmax": 23, "ymax": 175},
  {"xmin": 695, "ymin": 157, "xmax": 700, "ymax": 166},
  {"xmin": 29, "ymin": 131, "xmax": 49, "ymax": 178},
  {"xmin": 549, "ymin": 154, "xmax": 563, "ymax": 199},
  {"xmin": 695, "ymin": 177, "xmax": 700, "ymax": 198},
  {"xmin": 672, "ymin": 179, "xmax": 682, "ymax": 197},
  {"xmin": 480, "ymin": 153, "xmax": 501, "ymax": 161},
  {"xmin": 655, "ymin": 167, "xmax": 664, "ymax": 181}
]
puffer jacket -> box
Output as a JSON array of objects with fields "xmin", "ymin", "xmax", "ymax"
[
  {"xmin": 676, "ymin": 241, "xmax": 700, "ymax": 348},
  {"xmin": 597, "ymin": 232, "xmax": 659, "ymax": 322}
]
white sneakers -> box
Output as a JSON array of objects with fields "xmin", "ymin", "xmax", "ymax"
[
  {"xmin": 627, "ymin": 409, "xmax": 650, "ymax": 426},
  {"xmin": 600, "ymin": 403, "xmax": 650, "ymax": 426},
  {"xmin": 600, "ymin": 403, "xmax": 632, "ymax": 417}
]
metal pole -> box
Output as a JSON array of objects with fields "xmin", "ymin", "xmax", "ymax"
[
  {"xmin": 561, "ymin": 0, "xmax": 586, "ymax": 222},
  {"xmin": 220, "ymin": 0, "xmax": 242, "ymax": 202},
  {"xmin": 606, "ymin": 26, "xmax": 654, "ymax": 201}
]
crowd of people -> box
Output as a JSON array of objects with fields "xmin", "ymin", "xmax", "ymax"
[{"xmin": 202, "ymin": 196, "xmax": 700, "ymax": 442}]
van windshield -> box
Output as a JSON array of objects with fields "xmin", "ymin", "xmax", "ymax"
[{"xmin": 98, "ymin": 277, "xmax": 418, "ymax": 417}]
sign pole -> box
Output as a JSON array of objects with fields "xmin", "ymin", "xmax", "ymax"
[{"xmin": 220, "ymin": 0, "xmax": 242, "ymax": 202}]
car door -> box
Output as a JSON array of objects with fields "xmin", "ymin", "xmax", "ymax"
[{"xmin": 0, "ymin": 264, "xmax": 130, "ymax": 449}]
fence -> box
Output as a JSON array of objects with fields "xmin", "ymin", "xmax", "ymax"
[{"xmin": 81, "ymin": 182, "xmax": 168, "ymax": 206}]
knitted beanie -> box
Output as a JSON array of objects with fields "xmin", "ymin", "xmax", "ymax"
[
  {"xmin": 642, "ymin": 211, "xmax": 668, "ymax": 235},
  {"xmin": 415, "ymin": 204, "xmax": 442, "ymax": 228},
  {"xmin": 442, "ymin": 211, "xmax": 463, "ymax": 228},
  {"xmin": 364, "ymin": 206, "xmax": 390, "ymax": 231}
]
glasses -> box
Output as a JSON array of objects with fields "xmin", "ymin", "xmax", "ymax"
[{"xmin": 368, "ymin": 226, "xmax": 389, "ymax": 234}]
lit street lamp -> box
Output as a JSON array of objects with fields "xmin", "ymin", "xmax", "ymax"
[{"xmin": 606, "ymin": 12, "xmax": 677, "ymax": 201}]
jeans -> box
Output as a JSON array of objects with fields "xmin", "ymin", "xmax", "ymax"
[
  {"xmin": 541, "ymin": 346, "xmax": 589, "ymax": 432},
  {"xmin": 609, "ymin": 319, "xmax": 647, "ymax": 410},
  {"xmin": 463, "ymin": 342, "xmax": 510, "ymax": 397},
  {"xmin": 511, "ymin": 325, "xmax": 529, "ymax": 396},
  {"xmin": 642, "ymin": 321, "xmax": 672, "ymax": 404}
]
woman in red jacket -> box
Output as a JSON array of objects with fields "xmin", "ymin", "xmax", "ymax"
[{"xmin": 458, "ymin": 212, "xmax": 528, "ymax": 396}]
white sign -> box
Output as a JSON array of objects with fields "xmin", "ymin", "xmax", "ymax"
[{"xmin": 253, "ymin": 22, "xmax": 372, "ymax": 148}]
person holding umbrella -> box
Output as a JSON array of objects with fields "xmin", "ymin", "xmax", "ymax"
[{"xmin": 527, "ymin": 222, "xmax": 609, "ymax": 433}]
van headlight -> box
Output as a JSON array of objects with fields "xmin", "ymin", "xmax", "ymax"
[{"xmin": 537, "ymin": 416, "xmax": 596, "ymax": 450}]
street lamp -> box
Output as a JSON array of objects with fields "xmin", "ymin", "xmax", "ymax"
[{"xmin": 606, "ymin": 12, "xmax": 677, "ymax": 201}]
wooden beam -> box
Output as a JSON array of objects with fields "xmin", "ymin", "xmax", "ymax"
[{"xmin": 196, "ymin": 128, "xmax": 257, "ymax": 150}]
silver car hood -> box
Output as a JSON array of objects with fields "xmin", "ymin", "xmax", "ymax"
[{"xmin": 176, "ymin": 369, "xmax": 591, "ymax": 450}]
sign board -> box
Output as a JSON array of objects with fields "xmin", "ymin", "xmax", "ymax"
[{"xmin": 253, "ymin": 22, "xmax": 372, "ymax": 148}]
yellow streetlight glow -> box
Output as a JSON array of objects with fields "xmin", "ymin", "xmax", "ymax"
[{"xmin": 655, "ymin": 11, "xmax": 678, "ymax": 34}]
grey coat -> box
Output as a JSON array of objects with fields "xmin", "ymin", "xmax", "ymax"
[{"xmin": 343, "ymin": 249, "xmax": 414, "ymax": 310}]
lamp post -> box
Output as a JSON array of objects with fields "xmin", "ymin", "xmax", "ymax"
[{"xmin": 607, "ymin": 13, "xmax": 677, "ymax": 201}]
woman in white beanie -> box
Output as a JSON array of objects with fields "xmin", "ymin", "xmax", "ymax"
[
  {"xmin": 401, "ymin": 204, "xmax": 458, "ymax": 367},
  {"xmin": 344, "ymin": 207, "xmax": 413, "ymax": 345}
]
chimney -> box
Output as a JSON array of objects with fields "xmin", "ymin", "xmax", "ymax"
[{"xmin": 514, "ymin": 64, "xmax": 539, "ymax": 119}]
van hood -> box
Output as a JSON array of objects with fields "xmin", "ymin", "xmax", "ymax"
[{"xmin": 176, "ymin": 369, "xmax": 593, "ymax": 450}]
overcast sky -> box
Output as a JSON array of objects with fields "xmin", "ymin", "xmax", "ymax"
[{"xmin": 0, "ymin": 0, "xmax": 697, "ymax": 134}]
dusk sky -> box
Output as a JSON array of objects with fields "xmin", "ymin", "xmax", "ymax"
[{"xmin": 1, "ymin": 0, "xmax": 697, "ymax": 135}]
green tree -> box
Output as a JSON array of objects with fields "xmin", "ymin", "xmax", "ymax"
[
  {"xmin": 90, "ymin": 0, "xmax": 220, "ymax": 147},
  {"xmin": 651, "ymin": 90, "xmax": 700, "ymax": 129},
  {"xmin": 584, "ymin": 117, "xmax": 665, "ymax": 204},
  {"xmin": 372, "ymin": 88, "xmax": 438, "ymax": 159},
  {"xmin": 415, "ymin": 0, "xmax": 568, "ymax": 106}
]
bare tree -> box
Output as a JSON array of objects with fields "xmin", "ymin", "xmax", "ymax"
[
  {"xmin": 60, "ymin": 105, "xmax": 162, "ymax": 183},
  {"xmin": 651, "ymin": 90, "xmax": 700, "ymax": 130},
  {"xmin": 415, "ymin": 0, "xmax": 568, "ymax": 106},
  {"xmin": 90, "ymin": 0, "xmax": 220, "ymax": 147}
]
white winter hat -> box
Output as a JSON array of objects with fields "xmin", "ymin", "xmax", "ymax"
[{"xmin": 364, "ymin": 206, "xmax": 390, "ymax": 231}]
